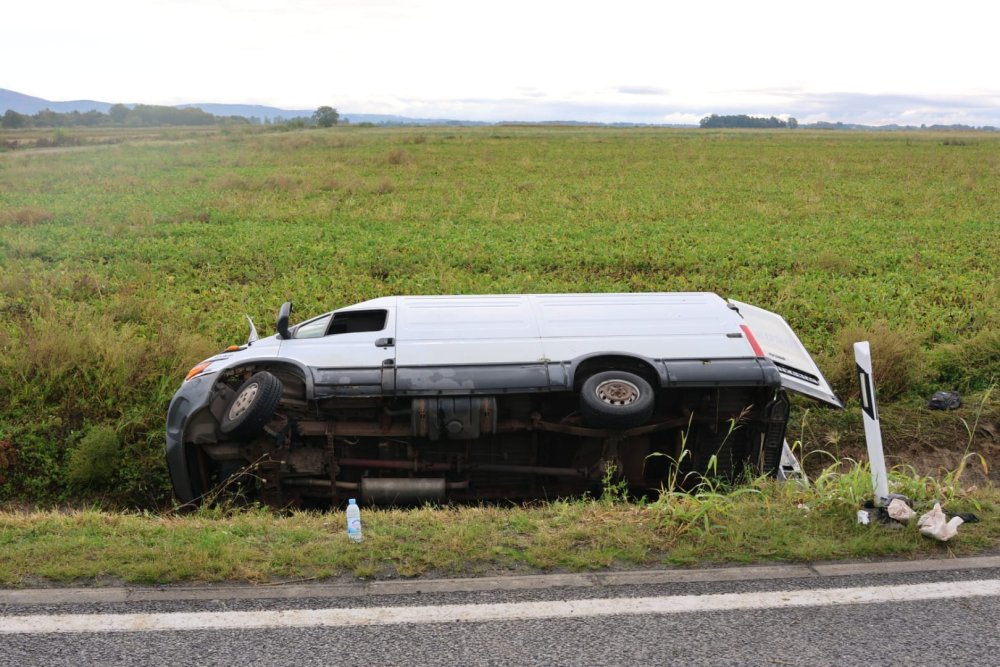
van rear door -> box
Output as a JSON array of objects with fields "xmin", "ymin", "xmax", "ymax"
[{"xmin": 728, "ymin": 299, "xmax": 843, "ymax": 409}]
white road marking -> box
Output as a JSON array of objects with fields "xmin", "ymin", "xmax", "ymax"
[{"xmin": 2, "ymin": 579, "xmax": 998, "ymax": 635}]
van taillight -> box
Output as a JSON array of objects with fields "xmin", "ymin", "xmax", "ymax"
[{"xmin": 740, "ymin": 325, "xmax": 765, "ymax": 357}]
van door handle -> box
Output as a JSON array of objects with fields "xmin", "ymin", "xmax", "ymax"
[{"xmin": 376, "ymin": 337, "xmax": 395, "ymax": 347}]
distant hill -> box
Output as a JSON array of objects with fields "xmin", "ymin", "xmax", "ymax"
[
  {"xmin": 174, "ymin": 103, "xmax": 313, "ymax": 119},
  {"xmin": 0, "ymin": 88, "xmax": 116, "ymax": 115},
  {"xmin": 802, "ymin": 120, "xmax": 997, "ymax": 131},
  {"xmin": 174, "ymin": 103, "xmax": 487, "ymax": 125},
  {"xmin": 499, "ymin": 120, "xmax": 696, "ymax": 128},
  {"xmin": 0, "ymin": 89, "xmax": 489, "ymax": 126}
]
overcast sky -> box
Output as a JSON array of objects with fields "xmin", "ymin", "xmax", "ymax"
[{"xmin": 3, "ymin": 0, "xmax": 998, "ymax": 125}]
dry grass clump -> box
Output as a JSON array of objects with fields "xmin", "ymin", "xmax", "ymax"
[
  {"xmin": 263, "ymin": 175, "xmax": 298, "ymax": 191},
  {"xmin": 933, "ymin": 330, "xmax": 1000, "ymax": 392},
  {"xmin": 325, "ymin": 174, "xmax": 366, "ymax": 194},
  {"xmin": 211, "ymin": 173, "xmax": 252, "ymax": 190},
  {"xmin": 160, "ymin": 209, "xmax": 211, "ymax": 224},
  {"xmin": 282, "ymin": 136, "xmax": 313, "ymax": 150},
  {"xmin": 824, "ymin": 321, "xmax": 927, "ymax": 401},
  {"xmin": 386, "ymin": 147, "xmax": 411, "ymax": 165},
  {"xmin": 0, "ymin": 207, "xmax": 55, "ymax": 227},
  {"xmin": 804, "ymin": 248, "xmax": 856, "ymax": 275},
  {"xmin": 371, "ymin": 175, "xmax": 395, "ymax": 195}
]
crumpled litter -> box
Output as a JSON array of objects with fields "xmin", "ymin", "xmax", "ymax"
[
  {"xmin": 887, "ymin": 498, "xmax": 917, "ymax": 522},
  {"xmin": 859, "ymin": 499, "xmax": 890, "ymax": 525},
  {"xmin": 917, "ymin": 502, "xmax": 964, "ymax": 541},
  {"xmin": 945, "ymin": 510, "xmax": 980, "ymax": 524}
]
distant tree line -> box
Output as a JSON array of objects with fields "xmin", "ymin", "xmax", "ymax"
[
  {"xmin": 698, "ymin": 116, "xmax": 998, "ymax": 132},
  {"xmin": 700, "ymin": 114, "xmax": 798, "ymax": 129},
  {"xmin": 1, "ymin": 105, "xmax": 345, "ymax": 130},
  {"xmin": 1, "ymin": 105, "xmax": 248, "ymax": 130}
]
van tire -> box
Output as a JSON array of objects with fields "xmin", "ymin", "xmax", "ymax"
[
  {"xmin": 580, "ymin": 370, "xmax": 654, "ymax": 429},
  {"xmin": 220, "ymin": 371, "xmax": 283, "ymax": 440}
]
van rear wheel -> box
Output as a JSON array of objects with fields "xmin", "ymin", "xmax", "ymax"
[{"xmin": 580, "ymin": 370, "xmax": 655, "ymax": 429}]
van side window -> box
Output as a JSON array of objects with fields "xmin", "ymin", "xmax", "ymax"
[
  {"xmin": 294, "ymin": 314, "xmax": 332, "ymax": 339},
  {"xmin": 327, "ymin": 309, "xmax": 387, "ymax": 336}
]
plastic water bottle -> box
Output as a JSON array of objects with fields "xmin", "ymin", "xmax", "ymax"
[{"xmin": 346, "ymin": 499, "xmax": 363, "ymax": 543}]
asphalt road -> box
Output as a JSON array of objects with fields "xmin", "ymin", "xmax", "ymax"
[{"xmin": 3, "ymin": 559, "xmax": 1000, "ymax": 666}]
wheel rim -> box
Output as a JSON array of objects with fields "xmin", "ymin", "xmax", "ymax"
[
  {"xmin": 595, "ymin": 379, "xmax": 640, "ymax": 406},
  {"xmin": 229, "ymin": 383, "xmax": 259, "ymax": 421}
]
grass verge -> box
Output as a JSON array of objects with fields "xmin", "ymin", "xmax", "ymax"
[{"xmin": 2, "ymin": 463, "xmax": 997, "ymax": 586}]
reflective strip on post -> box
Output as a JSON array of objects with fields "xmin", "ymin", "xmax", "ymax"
[{"xmin": 854, "ymin": 341, "xmax": 889, "ymax": 505}]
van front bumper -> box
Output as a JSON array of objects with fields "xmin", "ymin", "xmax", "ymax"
[{"xmin": 164, "ymin": 374, "xmax": 216, "ymax": 504}]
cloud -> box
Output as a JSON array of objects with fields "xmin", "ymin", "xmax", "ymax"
[{"xmin": 617, "ymin": 86, "xmax": 670, "ymax": 96}]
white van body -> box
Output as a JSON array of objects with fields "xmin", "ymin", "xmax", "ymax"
[{"xmin": 166, "ymin": 293, "xmax": 840, "ymax": 506}]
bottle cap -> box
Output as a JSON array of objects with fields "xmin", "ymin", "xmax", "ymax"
[{"xmin": 349, "ymin": 498, "xmax": 356, "ymax": 504}]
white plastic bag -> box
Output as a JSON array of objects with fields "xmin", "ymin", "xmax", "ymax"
[
  {"xmin": 887, "ymin": 498, "xmax": 916, "ymax": 522},
  {"xmin": 917, "ymin": 503, "xmax": 963, "ymax": 541}
]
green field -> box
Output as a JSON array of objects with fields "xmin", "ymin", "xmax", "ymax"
[{"xmin": 1, "ymin": 126, "xmax": 998, "ymax": 506}]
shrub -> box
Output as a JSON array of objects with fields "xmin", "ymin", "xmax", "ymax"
[
  {"xmin": 386, "ymin": 148, "xmax": 410, "ymax": 165},
  {"xmin": 371, "ymin": 175, "xmax": 395, "ymax": 195},
  {"xmin": 823, "ymin": 321, "xmax": 927, "ymax": 401},
  {"xmin": 263, "ymin": 175, "xmax": 295, "ymax": 191},
  {"xmin": 65, "ymin": 426, "xmax": 121, "ymax": 490},
  {"xmin": 932, "ymin": 330, "xmax": 1000, "ymax": 391},
  {"xmin": 806, "ymin": 249, "xmax": 855, "ymax": 275},
  {"xmin": 212, "ymin": 173, "xmax": 251, "ymax": 190},
  {"xmin": 0, "ymin": 208, "xmax": 55, "ymax": 227},
  {"xmin": 0, "ymin": 439, "xmax": 16, "ymax": 485}
]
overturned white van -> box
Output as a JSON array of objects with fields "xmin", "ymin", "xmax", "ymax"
[{"xmin": 166, "ymin": 293, "xmax": 841, "ymax": 506}]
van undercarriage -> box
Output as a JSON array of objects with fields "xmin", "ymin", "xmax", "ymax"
[{"xmin": 180, "ymin": 368, "xmax": 790, "ymax": 508}]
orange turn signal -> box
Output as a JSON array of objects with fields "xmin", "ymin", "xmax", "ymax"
[
  {"xmin": 226, "ymin": 345, "xmax": 240, "ymax": 351},
  {"xmin": 185, "ymin": 361, "xmax": 212, "ymax": 382}
]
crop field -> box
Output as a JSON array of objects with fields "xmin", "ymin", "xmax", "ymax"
[{"xmin": 1, "ymin": 126, "xmax": 999, "ymax": 506}]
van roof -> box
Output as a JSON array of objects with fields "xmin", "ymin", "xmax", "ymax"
[{"xmin": 347, "ymin": 292, "xmax": 727, "ymax": 310}]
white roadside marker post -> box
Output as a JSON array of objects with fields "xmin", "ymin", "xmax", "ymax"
[{"xmin": 854, "ymin": 341, "xmax": 889, "ymax": 506}]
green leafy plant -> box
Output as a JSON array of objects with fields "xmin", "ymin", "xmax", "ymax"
[{"xmin": 65, "ymin": 426, "xmax": 121, "ymax": 490}]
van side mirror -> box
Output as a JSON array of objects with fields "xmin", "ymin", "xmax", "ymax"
[{"xmin": 277, "ymin": 301, "xmax": 293, "ymax": 339}]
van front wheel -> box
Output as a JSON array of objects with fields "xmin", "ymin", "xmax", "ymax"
[
  {"xmin": 579, "ymin": 370, "xmax": 655, "ymax": 429},
  {"xmin": 220, "ymin": 371, "xmax": 283, "ymax": 440}
]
